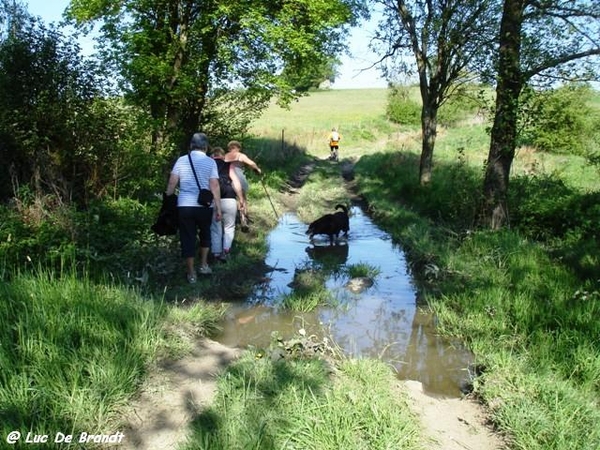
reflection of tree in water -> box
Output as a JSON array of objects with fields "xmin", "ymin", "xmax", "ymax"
[
  {"xmin": 399, "ymin": 309, "xmax": 472, "ymax": 396},
  {"xmin": 323, "ymin": 299, "xmax": 411, "ymax": 360}
]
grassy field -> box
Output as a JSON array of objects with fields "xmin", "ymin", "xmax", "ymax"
[{"xmin": 250, "ymin": 89, "xmax": 398, "ymax": 159}]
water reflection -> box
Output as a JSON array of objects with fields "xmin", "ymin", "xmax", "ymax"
[{"xmin": 216, "ymin": 206, "xmax": 472, "ymax": 397}]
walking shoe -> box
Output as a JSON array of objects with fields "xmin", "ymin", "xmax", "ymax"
[
  {"xmin": 218, "ymin": 253, "xmax": 229, "ymax": 262},
  {"xmin": 198, "ymin": 265, "xmax": 212, "ymax": 275},
  {"xmin": 187, "ymin": 273, "xmax": 197, "ymax": 284}
]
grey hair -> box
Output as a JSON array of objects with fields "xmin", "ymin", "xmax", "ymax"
[{"xmin": 190, "ymin": 132, "xmax": 209, "ymax": 150}]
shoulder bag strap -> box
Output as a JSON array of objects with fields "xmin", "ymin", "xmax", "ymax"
[{"xmin": 188, "ymin": 153, "xmax": 202, "ymax": 189}]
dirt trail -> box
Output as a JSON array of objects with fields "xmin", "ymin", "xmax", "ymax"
[
  {"xmin": 117, "ymin": 158, "xmax": 505, "ymax": 449},
  {"xmin": 118, "ymin": 340, "xmax": 239, "ymax": 449},
  {"xmin": 119, "ymin": 341, "xmax": 504, "ymax": 450},
  {"xmin": 403, "ymin": 380, "xmax": 505, "ymax": 450}
]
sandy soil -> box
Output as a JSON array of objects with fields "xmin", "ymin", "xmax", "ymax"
[
  {"xmin": 403, "ymin": 380, "xmax": 505, "ymax": 450},
  {"xmin": 116, "ymin": 337, "xmax": 504, "ymax": 450}
]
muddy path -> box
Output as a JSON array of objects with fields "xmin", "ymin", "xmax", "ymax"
[{"xmin": 119, "ymin": 157, "xmax": 505, "ymax": 450}]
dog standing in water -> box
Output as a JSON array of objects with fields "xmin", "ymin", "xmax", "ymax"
[{"xmin": 306, "ymin": 204, "xmax": 349, "ymax": 245}]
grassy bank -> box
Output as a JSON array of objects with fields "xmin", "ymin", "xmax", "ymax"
[
  {"xmin": 355, "ymin": 151, "xmax": 600, "ymax": 449},
  {"xmin": 0, "ymin": 265, "xmax": 225, "ymax": 446}
]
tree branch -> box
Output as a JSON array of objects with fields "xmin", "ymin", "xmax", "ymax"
[{"xmin": 523, "ymin": 48, "xmax": 600, "ymax": 79}]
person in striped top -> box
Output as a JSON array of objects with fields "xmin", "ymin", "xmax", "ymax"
[{"xmin": 165, "ymin": 132, "xmax": 222, "ymax": 283}]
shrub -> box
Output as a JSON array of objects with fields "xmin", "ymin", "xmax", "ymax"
[
  {"xmin": 510, "ymin": 174, "xmax": 600, "ymax": 242},
  {"xmin": 519, "ymin": 84, "xmax": 600, "ymax": 155},
  {"xmin": 0, "ymin": 196, "xmax": 155, "ymax": 278},
  {"xmin": 386, "ymin": 85, "xmax": 421, "ymax": 127},
  {"xmin": 437, "ymin": 87, "xmax": 486, "ymax": 126}
]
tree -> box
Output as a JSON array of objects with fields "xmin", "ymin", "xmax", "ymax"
[
  {"xmin": 481, "ymin": 0, "xmax": 600, "ymax": 229},
  {"xmin": 0, "ymin": 2, "xmax": 155, "ymax": 204},
  {"xmin": 0, "ymin": 4, "xmax": 104, "ymax": 202},
  {"xmin": 67, "ymin": 0, "xmax": 365, "ymax": 153},
  {"xmin": 372, "ymin": 0, "xmax": 499, "ymax": 184},
  {"xmin": 281, "ymin": 57, "xmax": 341, "ymax": 92}
]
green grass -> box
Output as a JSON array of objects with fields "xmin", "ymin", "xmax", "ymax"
[
  {"xmin": 181, "ymin": 349, "xmax": 421, "ymax": 450},
  {"xmin": 344, "ymin": 262, "xmax": 381, "ymax": 279},
  {"xmin": 279, "ymin": 287, "xmax": 337, "ymax": 312},
  {"xmin": 250, "ymin": 89, "xmax": 395, "ymax": 159},
  {"xmin": 0, "ymin": 264, "xmax": 224, "ymax": 445}
]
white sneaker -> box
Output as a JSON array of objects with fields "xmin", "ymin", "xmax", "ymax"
[{"xmin": 198, "ymin": 265, "xmax": 212, "ymax": 275}]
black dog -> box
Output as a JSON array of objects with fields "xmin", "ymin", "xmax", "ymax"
[
  {"xmin": 306, "ymin": 204, "xmax": 349, "ymax": 245},
  {"xmin": 332, "ymin": 204, "xmax": 349, "ymax": 237}
]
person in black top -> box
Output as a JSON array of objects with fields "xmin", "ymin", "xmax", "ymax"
[{"xmin": 209, "ymin": 147, "xmax": 245, "ymax": 261}]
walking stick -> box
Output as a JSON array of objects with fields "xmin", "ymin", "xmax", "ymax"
[{"xmin": 260, "ymin": 176, "xmax": 279, "ymax": 220}]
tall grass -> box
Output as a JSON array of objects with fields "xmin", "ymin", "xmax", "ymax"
[{"xmin": 0, "ymin": 264, "xmax": 224, "ymax": 445}]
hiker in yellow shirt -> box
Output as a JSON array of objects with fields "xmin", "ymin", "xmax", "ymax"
[{"xmin": 328, "ymin": 127, "xmax": 341, "ymax": 161}]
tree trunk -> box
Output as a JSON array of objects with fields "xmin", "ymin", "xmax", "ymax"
[
  {"xmin": 481, "ymin": 0, "xmax": 524, "ymax": 229},
  {"xmin": 419, "ymin": 101, "xmax": 438, "ymax": 185}
]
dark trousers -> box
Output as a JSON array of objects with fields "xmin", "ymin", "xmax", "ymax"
[{"xmin": 178, "ymin": 206, "xmax": 213, "ymax": 258}]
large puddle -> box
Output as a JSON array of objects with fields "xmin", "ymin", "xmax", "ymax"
[{"xmin": 215, "ymin": 206, "xmax": 472, "ymax": 397}]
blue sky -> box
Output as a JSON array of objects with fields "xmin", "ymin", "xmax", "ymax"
[{"xmin": 25, "ymin": 0, "xmax": 388, "ymax": 89}]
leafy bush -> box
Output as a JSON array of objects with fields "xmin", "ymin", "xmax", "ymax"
[
  {"xmin": 510, "ymin": 174, "xmax": 600, "ymax": 242},
  {"xmin": 0, "ymin": 196, "xmax": 156, "ymax": 278},
  {"xmin": 437, "ymin": 87, "xmax": 486, "ymax": 126},
  {"xmin": 355, "ymin": 151, "xmax": 482, "ymax": 230},
  {"xmin": 386, "ymin": 85, "xmax": 421, "ymax": 127},
  {"xmin": 519, "ymin": 84, "xmax": 600, "ymax": 155},
  {"xmin": 0, "ymin": 10, "xmax": 161, "ymax": 205}
]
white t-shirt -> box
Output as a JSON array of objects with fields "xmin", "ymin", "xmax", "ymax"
[{"xmin": 171, "ymin": 150, "xmax": 219, "ymax": 207}]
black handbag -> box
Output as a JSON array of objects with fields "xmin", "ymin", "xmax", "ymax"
[{"xmin": 188, "ymin": 153, "xmax": 213, "ymax": 207}]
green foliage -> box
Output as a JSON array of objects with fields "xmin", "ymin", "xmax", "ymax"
[
  {"xmin": 386, "ymin": 85, "xmax": 421, "ymax": 127},
  {"xmin": 510, "ymin": 174, "xmax": 600, "ymax": 242},
  {"xmin": 0, "ymin": 196, "xmax": 156, "ymax": 278},
  {"xmin": 67, "ymin": 0, "xmax": 367, "ymax": 152},
  {"xmin": 437, "ymin": 87, "xmax": 487, "ymax": 126},
  {"xmin": 355, "ymin": 150, "xmax": 483, "ymax": 230},
  {"xmin": 280, "ymin": 56, "xmax": 341, "ymax": 92},
  {"xmin": 0, "ymin": 13, "xmax": 95, "ymax": 201},
  {"xmin": 0, "ymin": 8, "xmax": 156, "ymax": 204},
  {"xmin": 355, "ymin": 149, "xmax": 600, "ymax": 449},
  {"xmin": 519, "ymin": 84, "xmax": 600, "ymax": 155},
  {"xmin": 344, "ymin": 262, "xmax": 381, "ymax": 279}
]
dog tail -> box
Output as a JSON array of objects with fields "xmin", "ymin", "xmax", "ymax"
[{"xmin": 335, "ymin": 204, "xmax": 348, "ymax": 214}]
